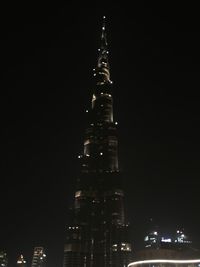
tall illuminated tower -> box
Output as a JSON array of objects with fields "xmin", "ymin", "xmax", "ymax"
[{"xmin": 63, "ymin": 17, "xmax": 133, "ymax": 267}]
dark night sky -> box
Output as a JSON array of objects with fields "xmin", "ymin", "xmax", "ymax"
[{"xmin": 1, "ymin": 2, "xmax": 200, "ymax": 267}]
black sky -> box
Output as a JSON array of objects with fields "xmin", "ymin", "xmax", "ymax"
[{"xmin": 1, "ymin": 2, "xmax": 200, "ymax": 267}]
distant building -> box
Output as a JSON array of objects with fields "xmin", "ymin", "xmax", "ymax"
[
  {"xmin": 144, "ymin": 222, "xmax": 193, "ymax": 252},
  {"xmin": 134, "ymin": 217, "xmax": 199, "ymax": 267},
  {"xmin": 0, "ymin": 251, "xmax": 8, "ymax": 267},
  {"xmin": 17, "ymin": 255, "xmax": 27, "ymax": 267},
  {"xmin": 128, "ymin": 259, "xmax": 200, "ymax": 267},
  {"xmin": 174, "ymin": 229, "xmax": 192, "ymax": 246},
  {"xmin": 144, "ymin": 218, "xmax": 160, "ymax": 249},
  {"xmin": 144, "ymin": 230, "xmax": 160, "ymax": 248},
  {"xmin": 31, "ymin": 247, "xmax": 46, "ymax": 267},
  {"xmin": 135, "ymin": 225, "xmax": 200, "ymax": 266}
]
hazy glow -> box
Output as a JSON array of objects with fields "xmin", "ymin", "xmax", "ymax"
[{"xmin": 128, "ymin": 259, "xmax": 200, "ymax": 267}]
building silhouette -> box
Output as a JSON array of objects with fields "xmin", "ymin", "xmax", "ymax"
[
  {"xmin": 144, "ymin": 223, "xmax": 193, "ymax": 251},
  {"xmin": 136, "ymin": 222, "xmax": 200, "ymax": 263},
  {"xmin": 17, "ymin": 255, "xmax": 27, "ymax": 267},
  {"xmin": 31, "ymin": 247, "xmax": 46, "ymax": 267},
  {"xmin": 63, "ymin": 17, "xmax": 133, "ymax": 267},
  {"xmin": 0, "ymin": 251, "xmax": 8, "ymax": 267}
]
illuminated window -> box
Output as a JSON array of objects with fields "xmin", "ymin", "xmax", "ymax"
[
  {"xmin": 75, "ymin": 191, "xmax": 81, "ymax": 198},
  {"xmin": 114, "ymin": 190, "xmax": 124, "ymax": 196},
  {"xmin": 120, "ymin": 242, "xmax": 131, "ymax": 251},
  {"xmin": 112, "ymin": 244, "xmax": 118, "ymax": 252},
  {"xmin": 84, "ymin": 139, "xmax": 90, "ymax": 145}
]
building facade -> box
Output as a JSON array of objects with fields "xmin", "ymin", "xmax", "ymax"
[
  {"xmin": 63, "ymin": 17, "xmax": 133, "ymax": 267},
  {"xmin": 31, "ymin": 247, "xmax": 46, "ymax": 267}
]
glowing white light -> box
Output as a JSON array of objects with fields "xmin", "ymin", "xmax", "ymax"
[
  {"xmin": 102, "ymin": 26, "xmax": 105, "ymax": 30},
  {"xmin": 161, "ymin": 237, "xmax": 171, "ymax": 242},
  {"xmin": 75, "ymin": 191, "xmax": 81, "ymax": 198},
  {"xmin": 115, "ymin": 122, "xmax": 118, "ymax": 125},
  {"xmin": 86, "ymin": 110, "xmax": 88, "ymax": 113},
  {"xmin": 128, "ymin": 259, "xmax": 200, "ymax": 267},
  {"xmin": 100, "ymin": 152, "xmax": 103, "ymax": 155},
  {"xmin": 103, "ymin": 16, "xmax": 106, "ymax": 19}
]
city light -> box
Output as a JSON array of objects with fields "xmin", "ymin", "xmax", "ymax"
[{"xmin": 128, "ymin": 259, "xmax": 200, "ymax": 267}]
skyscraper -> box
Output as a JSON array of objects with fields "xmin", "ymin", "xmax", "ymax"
[
  {"xmin": 63, "ymin": 17, "xmax": 133, "ymax": 267},
  {"xmin": 31, "ymin": 247, "xmax": 46, "ymax": 267}
]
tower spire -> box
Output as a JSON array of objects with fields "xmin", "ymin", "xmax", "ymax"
[
  {"xmin": 94, "ymin": 16, "xmax": 112, "ymax": 85},
  {"xmin": 101, "ymin": 16, "xmax": 108, "ymax": 48}
]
